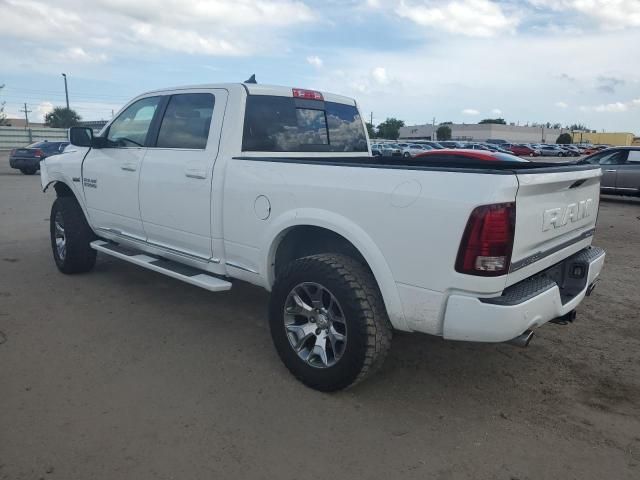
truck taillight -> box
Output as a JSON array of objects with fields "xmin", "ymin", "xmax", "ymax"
[
  {"xmin": 455, "ymin": 202, "xmax": 515, "ymax": 276},
  {"xmin": 292, "ymin": 88, "xmax": 323, "ymax": 101}
]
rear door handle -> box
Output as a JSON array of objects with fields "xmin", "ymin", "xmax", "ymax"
[
  {"xmin": 121, "ymin": 163, "xmax": 137, "ymax": 172},
  {"xmin": 604, "ymin": 169, "xmax": 616, "ymax": 172}
]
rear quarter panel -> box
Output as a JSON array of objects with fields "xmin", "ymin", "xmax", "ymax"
[{"xmin": 221, "ymin": 159, "xmax": 519, "ymax": 333}]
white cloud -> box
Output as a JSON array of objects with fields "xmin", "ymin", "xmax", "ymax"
[
  {"xmin": 56, "ymin": 47, "xmax": 108, "ymax": 63},
  {"xmin": 462, "ymin": 108, "xmax": 480, "ymax": 115},
  {"xmin": 0, "ymin": 0, "xmax": 316, "ymax": 58},
  {"xmin": 555, "ymin": 101, "xmax": 568, "ymax": 108},
  {"xmin": 396, "ymin": 0, "xmax": 519, "ymax": 37},
  {"xmin": 36, "ymin": 102, "xmax": 54, "ymax": 122},
  {"xmin": 307, "ymin": 55, "xmax": 323, "ymax": 68},
  {"xmin": 371, "ymin": 66, "xmax": 389, "ymax": 85},
  {"xmin": 580, "ymin": 98, "xmax": 640, "ymax": 113},
  {"xmin": 491, "ymin": 108, "xmax": 502, "ymax": 115},
  {"xmin": 528, "ymin": 0, "xmax": 640, "ymax": 30}
]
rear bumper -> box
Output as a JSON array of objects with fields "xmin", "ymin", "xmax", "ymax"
[
  {"xmin": 9, "ymin": 157, "xmax": 40, "ymax": 170},
  {"xmin": 442, "ymin": 246, "xmax": 605, "ymax": 342}
]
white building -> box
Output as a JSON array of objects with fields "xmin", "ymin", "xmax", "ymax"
[{"xmin": 399, "ymin": 123, "xmax": 569, "ymax": 144}]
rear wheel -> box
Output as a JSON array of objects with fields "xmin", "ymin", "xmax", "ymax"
[
  {"xmin": 403, "ymin": 152, "xmax": 411, "ymax": 158},
  {"xmin": 50, "ymin": 197, "xmax": 97, "ymax": 274},
  {"xmin": 269, "ymin": 254, "xmax": 392, "ymax": 391}
]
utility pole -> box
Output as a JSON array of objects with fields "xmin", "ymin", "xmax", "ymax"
[
  {"xmin": 19, "ymin": 102, "xmax": 32, "ymax": 129},
  {"xmin": 61, "ymin": 73, "xmax": 69, "ymax": 109},
  {"xmin": 432, "ymin": 117, "xmax": 437, "ymax": 141}
]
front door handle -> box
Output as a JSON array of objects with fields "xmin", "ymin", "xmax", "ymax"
[
  {"xmin": 185, "ymin": 169, "xmax": 207, "ymax": 179},
  {"xmin": 121, "ymin": 163, "xmax": 137, "ymax": 172},
  {"xmin": 604, "ymin": 169, "xmax": 616, "ymax": 172}
]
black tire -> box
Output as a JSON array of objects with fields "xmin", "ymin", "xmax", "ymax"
[
  {"xmin": 403, "ymin": 152, "xmax": 411, "ymax": 158},
  {"xmin": 269, "ymin": 254, "xmax": 392, "ymax": 391},
  {"xmin": 50, "ymin": 196, "xmax": 97, "ymax": 274},
  {"xmin": 20, "ymin": 168, "xmax": 37, "ymax": 175}
]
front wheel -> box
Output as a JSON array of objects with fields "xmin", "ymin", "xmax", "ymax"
[
  {"xmin": 269, "ymin": 254, "xmax": 392, "ymax": 391},
  {"xmin": 50, "ymin": 197, "xmax": 97, "ymax": 274}
]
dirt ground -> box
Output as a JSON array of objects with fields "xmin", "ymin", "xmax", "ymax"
[{"xmin": 0, "ymin": 153, "xmax": 639, "ymax": 480}]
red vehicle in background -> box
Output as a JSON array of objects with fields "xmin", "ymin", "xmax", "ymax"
[
  {"xmin": 583, "ymin": 145, "xmax": 608, "ymax": 155},
  {"xmin": 507, "ymin": 144, "xmax": 539, "ymax": 157}
]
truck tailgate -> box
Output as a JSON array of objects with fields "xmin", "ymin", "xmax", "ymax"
[{"xmin": 508, "ymin": 165, "xmax": 601, "ymax": 286}]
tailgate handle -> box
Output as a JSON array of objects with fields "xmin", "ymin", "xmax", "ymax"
[{"xmin": 569, "ymin": 179, "xmax": 586, "ymax": 188}]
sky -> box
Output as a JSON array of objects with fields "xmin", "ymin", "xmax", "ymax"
[{"xmin": 0, "ymin": 0, "xmax": 639, "ymax": 132}]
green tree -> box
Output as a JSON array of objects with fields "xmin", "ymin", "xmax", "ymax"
[
  {"xmin": 44, "ymin": 107, "xmax": 81, "ymax": 128},
  {"xmin": 479, "ymin": 118, "xmax": 506, "ymax": 125},
  {"xmin": 568, "ymin": 123, "xmax": 589, "ymax": 131},
  {"xmin": 365, "ymin": 122, "xmax": 376, "ymax": 139},
  {"xmin": 556, "ymin": 133, "xmax": 572, "ymax": 144},
  {"xmin": 436, "ymin": 125, "xmax": 452, "ymax": 140},
  {"xmin": 0, "ymin": 84, "xmax": 7, "ymax": 126},
  {"xmin": 376, "ymin": 117, "xmax": 405, "ymax": 140}
]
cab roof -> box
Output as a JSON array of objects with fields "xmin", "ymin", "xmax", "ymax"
[{"xmin": 140, "ymin": 83, "xmax": 357, "ymax": 106}]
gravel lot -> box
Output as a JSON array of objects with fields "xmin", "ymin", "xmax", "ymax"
[{"xmin": 1, "ymin": 153, "xmax": 639, "ymax": 479}]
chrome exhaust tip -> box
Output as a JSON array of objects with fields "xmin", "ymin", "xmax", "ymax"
[{"xmin": 507, "ymin": 330, "xmax": 534, "ymax": 348}]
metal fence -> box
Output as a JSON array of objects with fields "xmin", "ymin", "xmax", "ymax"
[{"xmin": 0, "ymin": 126, "xmax": 68, "ymax": 150}]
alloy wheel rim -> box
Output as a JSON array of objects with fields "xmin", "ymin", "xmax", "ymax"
[
  {"xmin": 283, "ymin": 282, "xmax": 347, "ymax": 368},
  {"xmin": 54, "ymin": 211, "xmax": 66, "ymax": 261}
]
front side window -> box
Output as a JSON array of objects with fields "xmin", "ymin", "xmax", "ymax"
[
  {"xmin": 107, "ymin": 96, "xmax": 161, "ymax": 147},
  {"xmin": 156, "ymin": 93, "xmax": 215, "ymax": 149},
  {"xmin": 598, "ymin": 151, "xmax": 625, "ymax": 165},
  {"xmin": 242, "ymin": 95, "xmax": 367, "ymax": 153}
]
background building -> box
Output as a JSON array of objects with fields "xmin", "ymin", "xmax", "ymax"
[
  {"xmin": 570, "ymin": 131, "xmax": 635, "ymax": 146},
  {"xmin": 399, "ymin": 123, "xmax": 569, "ymax": 143}
]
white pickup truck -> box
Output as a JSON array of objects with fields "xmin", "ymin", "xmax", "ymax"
[{"xmin": 41, "ymin": 82, "xmax": 605, "ymax": 391}]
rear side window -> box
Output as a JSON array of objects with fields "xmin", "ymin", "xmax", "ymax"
[
  {"xmin": 242, "ymin": 95, "xmax": 367, "ymax": 152},
  {"xmin": 156, "ymin": 93, "xmax": 215, "ymax": 149},
  {"xmin": 627, "ymin": 151, "xmax": 640, "ymax": 163}
]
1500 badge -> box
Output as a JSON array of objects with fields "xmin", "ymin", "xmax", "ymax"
[{"xmin": 83, "ymin": 178, "xmax": 97, "ymax": 189}]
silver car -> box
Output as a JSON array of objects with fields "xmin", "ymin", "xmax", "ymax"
[{"xmin": 583, "ymin": 147, "xmax": 640, "ymax": 196}]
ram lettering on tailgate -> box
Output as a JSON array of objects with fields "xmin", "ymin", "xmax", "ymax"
[{"xmin": 542, "ymin": 199, "xmax": 593, "ymax": 232}]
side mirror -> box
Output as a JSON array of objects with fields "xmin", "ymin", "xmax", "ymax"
[{"xmin": 69, "ymin": 126, "xmax": 94, "ymax": 147}]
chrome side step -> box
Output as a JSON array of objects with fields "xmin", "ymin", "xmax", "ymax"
[{"xmin": 90, "ymin": 240, "xmax": 232, "ymax": 292}]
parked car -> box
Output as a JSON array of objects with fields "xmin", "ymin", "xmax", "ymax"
[
  {"xmin": 400, "ymin": 144, "xmax": 432, "ymax": 157},
  {"xmin": 438, "ymin": 141, "xmax": 464, "ymax": 148},
  {"xmin": 418, "ymin": 141, "xmax": 445, "ymax": 149},
  {"xmin": 9, "ymin": 141, "xmax": 69, "ymax": 175},
  {"xmin": 40, "ymin": 82, "xmax": 605, "ymax": 391},
  {"xmin": 507, "ymin": 144, "xmax": 539, "ymax": 157},
  {"xmin": 581, "ymin": 147, "xmax": 640, "ymax": 196},
  {"xmin": 461, "ymin": 143, "xmax": 492, "ymax": 151},
  {"xmin": 486, "ymin": 144, "xmax": 514, "ymax": 154},
  {"xmin": 413, "ymin": 149, "xmax": 530, "ymax": 163},
  {"xmin": 538, "ymin": 145, "xmax": 568, "ymax": 157},
  {"xmin": 371, "ymin": 143, "xmax": 402, "ymax": 157},
  {"xmin": 583, "ymin": 145, "xmax": 608, "ymax": 155},
  {"xmin": 557, "ymin": 145, "xmax": 581, "ymax": 157}
]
